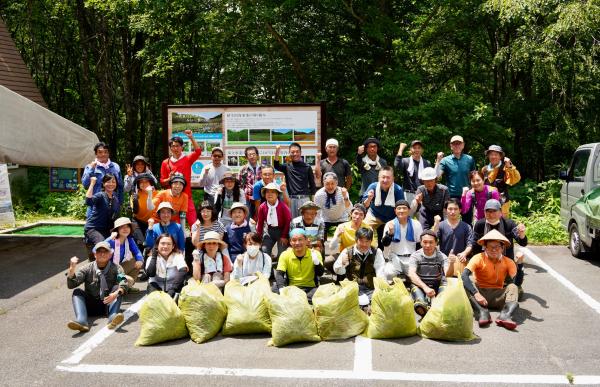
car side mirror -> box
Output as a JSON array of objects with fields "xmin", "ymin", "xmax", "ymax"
[{"xmin": 559, "ymin": 170, "xmax": 569, "ymax": 181}]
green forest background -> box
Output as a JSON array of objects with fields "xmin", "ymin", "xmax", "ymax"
[{"xmin": 2, "ymin": 0, "xmax": 599, "ymax": 243}]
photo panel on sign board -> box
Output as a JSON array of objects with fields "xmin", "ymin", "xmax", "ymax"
[
  {"xmin": 249, "ymin": 129, "xmax": 271, "ymax": 142},
  {"xmin": 227, "ymin": 128, "xmax": 248, "ymax": 142}
]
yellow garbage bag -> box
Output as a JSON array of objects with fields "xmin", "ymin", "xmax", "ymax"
[
  {"xmin": 222, "ymin": 273, "xmax": 271, "ymax": 335},
  {"xmin": 312, "ymin": 280, "xmax": 368, "ymax": 340},
  {"xmin": 417, "ymin": 278, "xmax": 477, "ymax": 342},
  {"xmin": 365, "ymin": 278, "xmax": 417, "ymax": 339},
  {"xmin": 179, "ymin": 281, "xmax": 228, "ymax": 344},
  {"xmin": 266, "ymin": 286, "xmax": 321, "ymax": 347},
  {"xmin": 135, "ymin": 291, "xmax": 188, "ymax": 346}
]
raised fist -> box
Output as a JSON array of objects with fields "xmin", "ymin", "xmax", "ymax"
[
  {"xmin": 69, "ymin": 256, "xmax": 79, "ymax": 267},
  {"xmin": 436, "ymin": 152, "xmax": 444, "ymax": 161},
  {"xmin": 357, "ymin": 145, "xmax": 365, "ymax": 155}
]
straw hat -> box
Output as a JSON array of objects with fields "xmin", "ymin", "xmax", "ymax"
[
  {"xmin": 111, "ymin": 217, "xmax": 132, "ymax": 232},
  {"xmin": 157, "ymin": 201, "xmax": 175, "ymax": 213},
  {"xmin": 230, "ymin": 202, "xmax": 249, "ymax": 216},
  {"xmin": 198, "ymin": 231, "xmax": 227, "ymax": 248},
  {"xmin": 477, "ymin": 229, "xmax": 511, "ymax": 247},
  {"xmin": 261, "ymin": 182, "xmax": 282, "ymax": 196}
]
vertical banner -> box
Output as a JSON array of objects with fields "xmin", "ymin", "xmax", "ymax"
[{"xmin": 0, "ymin": 163, "xmax": 16, "ymax": 227}]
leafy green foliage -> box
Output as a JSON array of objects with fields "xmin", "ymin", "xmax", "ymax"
[{"xmin": 510, "ymin": 179, "xmax": 568, "ymax": 245}]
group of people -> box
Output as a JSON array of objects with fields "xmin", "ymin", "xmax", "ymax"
[{"xmin": 67, "ymin": 132, "xmax": 527, "ymax": 334}]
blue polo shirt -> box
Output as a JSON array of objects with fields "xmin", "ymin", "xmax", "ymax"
[
  {"xmin": 439, "ymin": 153, "xmax": 475, "ymax": 197},
  {"xmin": 361, "ymin": 182, "xmax": 405, "ymax": 223}
]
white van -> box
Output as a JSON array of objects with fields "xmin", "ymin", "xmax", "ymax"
[{"xmin": 559, "ymin": 143, "xmax": 600, "ymax": 257}]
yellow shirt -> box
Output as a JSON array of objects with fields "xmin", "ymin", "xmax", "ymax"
[
  {"xmin": 338, "ymin": 221, "xmax": 377, "ymax": 252},
  {"xmin": 277, "ymin": 248, "xmax": 323, "ymax": 288}
]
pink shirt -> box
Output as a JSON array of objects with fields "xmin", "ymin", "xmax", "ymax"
[{"xmin": 461, "ymin": 186, "xmax": 500, "ymax": 221}]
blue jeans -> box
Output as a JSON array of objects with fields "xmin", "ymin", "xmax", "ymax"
[{"xmin": 71, "ymin": 288, "xmax": 122, "ymax": 325}]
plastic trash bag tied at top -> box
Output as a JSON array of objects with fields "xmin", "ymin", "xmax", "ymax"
[
  {"xmin": 222, "ymin": 273, "xmax": 272, "ymax": 335},
  {"xmin": 179, "ymin": 281, "xmax": 228, "ymax": 344},
  {"xmin": 135, "ymin": 291, "xmax": 188, "ymax": 346},
  {"xmin": 266, "ymin": 286, "xmax": 321, "ymax": 347},
  {"xmin": 365, "ymin": 278, "xmax": 417, "ymax": 339},
  {"xmin": 312, "ymin": 280, "xmax": 368, "ymax": 340},
  {"xmin": 417, "ymin": 278, "xmax": 477, "ymax": 342}
]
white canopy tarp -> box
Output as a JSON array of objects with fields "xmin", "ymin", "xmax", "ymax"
[{"xmin": 0, "ymin": 85, "xmax": 99, "ymax": 168}]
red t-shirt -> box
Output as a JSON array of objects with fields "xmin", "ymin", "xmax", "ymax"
[{"xmin": 160, "ymin": 148, "xmax": 202, "ymax": 197}]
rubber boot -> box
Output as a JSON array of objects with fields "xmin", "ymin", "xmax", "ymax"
[
  {"xmin": 496, "ymin": 302, "xmax": 518, "ymax": 330},
  {"xmin": 468, "ymin": 295, "xmax": 492, "ymax": 327},
  {"xmin": 68, "ymin": 290, "xmax": 90, "ymax": 332}
]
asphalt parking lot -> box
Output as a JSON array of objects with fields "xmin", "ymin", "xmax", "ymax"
[{"xmin": 1, "ymin": 237, "xmax": 599, "ymax": 386}]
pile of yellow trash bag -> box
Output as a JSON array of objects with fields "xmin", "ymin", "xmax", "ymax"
[{"xmin": 135, "ymin": 275, "xmax": 476, "ymax": 347}]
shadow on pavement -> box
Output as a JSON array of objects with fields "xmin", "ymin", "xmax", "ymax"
[{"xmin": 0, "ymin": 236, "xmax": 87, "ymax": 299}]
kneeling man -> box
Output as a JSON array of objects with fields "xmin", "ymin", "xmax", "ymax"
[{"xmin": 461, "ymin": 229, "xmax": 522, "ymax": 330}]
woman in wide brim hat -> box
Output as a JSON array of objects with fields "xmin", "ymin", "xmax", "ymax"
[{"xmin": 197, "ymin": 230, "xmax": 228, "ymax": 249}]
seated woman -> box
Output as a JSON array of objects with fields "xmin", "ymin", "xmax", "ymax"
[
  {"xmin": 104, "ymin": 217, "xmax": 144, "ymax": 288},
  {"xmin": 145, "ymin": 233, "xmax": 188, "ymax": 298},
  {"xmin": 461, "ymin": 170, "xmax": 500, "ymax": 224},
  {"xmin": 191, "ymin": 201, "xmax": 226, "ymax": 245},
  {"xmin": 232, "ymin": 232, "xmax": 272, "ymax": 284},
  {"xmin": 192, "ymin": 231, "xmax": 233, "ymax": 290},
  {"xmin": 66, "ymin": 241, "xmax": 127, "ymax": 332},
  {"xmin": 214, "ymin": 171, "xmax": 247, "ymax": 228},
  {"xmin": 84, "ymin": 173, "xmax": 121, "ymax": 259}
]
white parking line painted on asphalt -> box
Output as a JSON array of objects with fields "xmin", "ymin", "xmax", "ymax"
[
  {"xmin": 56, "ymin": 363, "xmax": 600, "ymax": 384},
  {"xmin": 353, "ymin": 335, "xmax": 372, "ymax": 372},
  {"xmin": 61, "ymin": 296, "xmax": 146, "ymax": 365},
  {"xmin": 522, "ymin": 248, "xmax": 600, "ymax": 314}
]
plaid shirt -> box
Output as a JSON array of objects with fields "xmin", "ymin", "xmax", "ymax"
[{"xmin": 238, "ymin": 164, "xmax": 261, "ymax": 200}]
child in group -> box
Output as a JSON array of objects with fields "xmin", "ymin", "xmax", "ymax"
[
  {"xmin": 256, "ymin": 182, "xmax": 292, "ymax": 262},
  {"xmin": 105, "ymin": 217, "xmax": 144, "ymax": 288},
  {"xmin": 223, "ymin": 202, "xmax": 251, "ymax": 263},
  {"xmin": 192, "ymin": 231, "xmax": 233, "ymax": 290},
  {"xmin": 123, "ymin": 155, "xmax": 157, "ymax": 194},
  {"xmin": 232, "ymin": 232, "xmax": 272, "ymax": 284},
  {"xmin": 152, "ymin": 172, "xmax": 189, "ymax": 230}
]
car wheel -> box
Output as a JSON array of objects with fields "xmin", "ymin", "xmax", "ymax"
[{"xmin": 569, "ymin": 223, "xmax": 584, "ymax": 258}]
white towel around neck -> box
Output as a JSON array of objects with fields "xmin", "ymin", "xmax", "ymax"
[
  {"xmin": 374, "ymin": 183, "xmax": 396, "ymax": 207},
  {"xmin": 362, "ymin": 155, "xmax": 381, "ymax": 171},
  {"xmin": 407, "ymin": 157, "xmax": 424, "ymax": 177}
]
